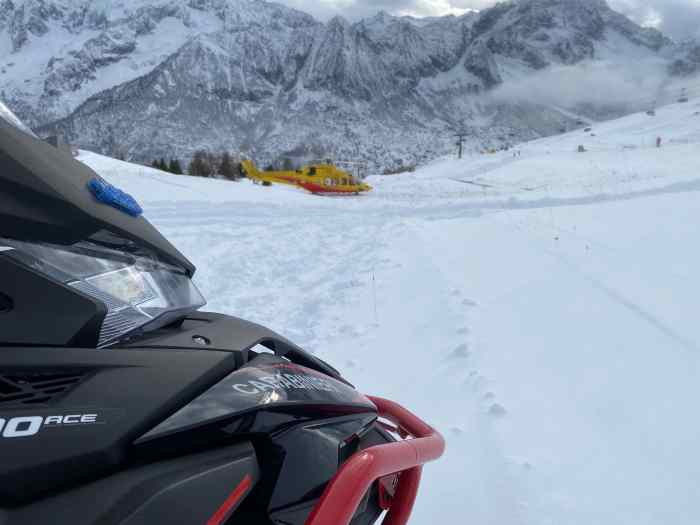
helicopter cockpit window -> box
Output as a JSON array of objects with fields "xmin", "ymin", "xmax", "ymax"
[{"xmin": 309, "ymin": 167, "xmax": 317, "ymax": 176}]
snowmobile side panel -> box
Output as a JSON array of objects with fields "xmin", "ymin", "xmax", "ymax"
[
  {"xmin": 3, "ymin": 442, "xmax": 259, "ymax": 525},
  {"xmin": 0, "ymin": 311, "xmax": 368, "ymax": 508},
  {"xmin": 0, "ymin": 347, "xmax": 240, "ymax": 506},
  {"xmin": 219, "ymin": 412, "xmax": 389, "ymax": 525},
  {"xmin": 138, "ymin": 354, "xmax": 374, "ymax": 442}
]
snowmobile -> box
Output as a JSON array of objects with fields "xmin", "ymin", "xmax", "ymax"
[{"xmin": 0, "ymin": 101, "xmax": 444, "ymax": 525}]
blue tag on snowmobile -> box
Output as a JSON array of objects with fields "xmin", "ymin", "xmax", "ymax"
[{"xmin": 88, "ymin": 177, "xmax": 143, "ymax": 217}]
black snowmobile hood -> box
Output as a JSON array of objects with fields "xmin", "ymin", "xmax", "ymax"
[{"xmin": 0, "ymin": 119, "xmax": 195, "ymax": 275}]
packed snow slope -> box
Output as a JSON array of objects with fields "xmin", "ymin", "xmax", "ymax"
[{"xmin": 82, "ymin": 99, "xmax": 700, "ymax": 524}]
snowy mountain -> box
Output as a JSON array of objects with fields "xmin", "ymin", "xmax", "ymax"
[
  {"xmin": 81, "ymin": 96, "xmax": 700, "ymax": 525},
  {"xmin": 670, "ymin": 41, "xmax": 700, "ymax": 77},
  {"xmin": 0, "ymin": 0, "xmax": 697, "ymax": 169}
]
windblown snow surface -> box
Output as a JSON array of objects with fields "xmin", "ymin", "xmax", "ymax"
[{"xmin": 82, "ymin": 100, "xmax": 700, "ymax": 525}]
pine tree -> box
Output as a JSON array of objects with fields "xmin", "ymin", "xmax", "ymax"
[
  {"xmin": 151, "ymin": 159, "xmax": 159, "ymax": 169},
  {"xmin": 201, "ymin": 152, "xmax": 214, "ymax": 178},
  {"xmin": 169, "ymin": 158, "xmax": 183, "ymax": 175},
  {"xmin": 188, "ymin": 150, "xmax": 213, "ymax": 177},
  {"xmin": 159, "ymin": 157, "xmax": 167, "ymax": 171},
  {"xmin": 188, "ymin": 151, "xmax": 202, "ymax": 176},
  {"xmin": 219, "ymin": 152, "xmax": 238, "ymax": 180}
]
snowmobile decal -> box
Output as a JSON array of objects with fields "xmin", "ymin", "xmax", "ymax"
[
  {"xmin": 231, "ymin": 372, "xmax": 340, "ymax": 395},
  {"xmin": 0, "ymin": 413, "xmax": 102, "ymax": 438},
  {"xmin": 137, "ymin": 355, "xmax": 375, "ymax": 442}
]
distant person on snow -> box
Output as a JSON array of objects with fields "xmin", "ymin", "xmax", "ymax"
[{"xmin": 656, "ymin": 136, "xmax": 662, "ymax": 148}]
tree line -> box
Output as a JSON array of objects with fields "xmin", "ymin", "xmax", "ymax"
[
  {"xmin": 151, "ymin": 157, "xmax": 183, "ymax": 174},
  {"xmin": 150, "ymin": 150, "xmax": 242, "ymax": 180}
]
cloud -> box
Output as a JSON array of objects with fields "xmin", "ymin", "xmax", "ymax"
[
  {"xmin": 277, "ymin": 0, "xmax": 489, "ymax": 21},
  {"xmin": 489, "ymin": 58, "xmax": 674, "ymax": 110},
  {"xmin": 610, "ymin": 0, "xmax": 700, "ymax": 40},
  {"xmin": 277, "ymin": 0, "xmax": 700, "ymax": 40}
]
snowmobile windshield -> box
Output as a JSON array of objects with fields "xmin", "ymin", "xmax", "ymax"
[
  {"xmin": 0, "ymin": 101, "xmax": 37, "ymax": 138},
  {"xmin": 0, "ymin": 236, "xmax": 205, "ymax": 347}
]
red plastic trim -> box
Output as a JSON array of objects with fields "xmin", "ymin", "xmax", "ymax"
[
  {"xmin": 304, "ymin": 396, "xmax": 445, "ymax": 525},
  {"xmin": 207, "ymin": 474, "xmax": 253, "ymax": 525}
]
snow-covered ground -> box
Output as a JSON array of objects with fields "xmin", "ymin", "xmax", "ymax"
[{"xmin": 82, "ymin": 99, "xmax": 700, "ymax": 525}]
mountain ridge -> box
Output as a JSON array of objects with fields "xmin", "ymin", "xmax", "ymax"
[{"xmin": 0, "ymin": 0, "xmax": 697, "ymax": 170}]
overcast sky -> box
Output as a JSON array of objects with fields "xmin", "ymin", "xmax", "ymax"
[{"xmin": 277, "ymin": 0, "xmax": 700, "ymax": 40}]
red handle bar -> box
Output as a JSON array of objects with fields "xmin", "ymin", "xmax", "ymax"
[{"xmin": 304, "ymin": 396, "xmax": 446, "ymax": 525}]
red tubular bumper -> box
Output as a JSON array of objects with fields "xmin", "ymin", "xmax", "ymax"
[{"xmin": 304, "ymin": 396, "xmax": 446, "ymax": 525}]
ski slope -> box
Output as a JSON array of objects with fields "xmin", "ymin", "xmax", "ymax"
[{"xmin": 82, "ymin": 99, "xmax": 700, "ymax": 525}]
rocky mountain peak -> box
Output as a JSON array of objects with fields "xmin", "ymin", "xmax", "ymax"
[{"xmin": 0, "ymin": 0, "xmax": 694, "ymax": 171}]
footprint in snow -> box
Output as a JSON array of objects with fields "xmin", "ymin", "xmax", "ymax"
[
  {"xmin": 449, "ymin": 344, "xmax": 470, "ymax": 359},
  {"xmin": 465, "ymin": 372, "xmax": 489, "ymax": 392},
  {"xmin": 462, "ymin": 298, "xmax": 478, "ymax": 307},
  {"xmin": 449, "ymin": 426, "xmax": 465, "ymax": 436},
  {"xmin": 456, "ymin": 327, "xmax": 470, "ymax": 335},
  {"xmin": 339, "ymin": 325, "xmax": 359, "ymax": 337},
  {"xmin": 483, "ymin": 391, "xmax": 496, "ymax": 401},
  {"xmin": 488, "ymin": 403, "xmax": 508, "ymax": 418}
]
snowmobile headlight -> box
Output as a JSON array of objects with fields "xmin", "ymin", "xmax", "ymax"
[
  {"xmin": 0, "ymin": 236, "xmax": 205, "ymax": 347},
  {"xmin": 86, "ymin": 266, "xmax": 157, "ymax": 306}
]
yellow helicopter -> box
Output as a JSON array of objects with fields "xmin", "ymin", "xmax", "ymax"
[{"xmin": 241, "ymin": 159, "xmax": 372, "ymax": 195}]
